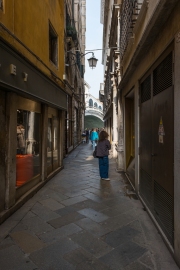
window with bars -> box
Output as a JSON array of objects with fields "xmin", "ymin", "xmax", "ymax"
[
  {"xmin": 153, "ymin": 53, "xmax": 173, "ymax": 96},
  {"xmin": 49, "ymin": 23, "xmax": 58, "ymax": 66},
  {"xmin": 140, "ymin": 75, "xmax": 151, "ymax": 103},
  {"xmin": 120, "ymin": 0, "xmax": 143, "ymax": 59}
]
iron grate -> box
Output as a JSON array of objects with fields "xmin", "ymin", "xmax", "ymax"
[
  {"xmin": 120, "ymin": 0, "xmax": 142, "ymax": 59},
  {"xmin": 139, "ymin": 168, "xmax": 153, "ymax": 209},
  {"xmin": 140, "ymin": 75, "xmax": 151, "ymax": 103},
  {"xmin": 153, "ymin": 52, "xmax": 173, "ymax": 96},
  {"xmin": 154, "ymin": 181, "xmax": 174, "ymax": 245}
]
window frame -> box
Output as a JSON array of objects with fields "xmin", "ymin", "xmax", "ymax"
[{"xmin": 49, "ymin": 22, "xmax": 58, "ymax": 67}]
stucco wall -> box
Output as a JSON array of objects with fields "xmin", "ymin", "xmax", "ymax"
[{"xmin": 0, "ymin": 0, "xmax": 64, "ymax": 82}]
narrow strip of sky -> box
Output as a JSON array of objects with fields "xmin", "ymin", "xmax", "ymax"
[{"xmin": 85, "ymin": 0, "xmax": 103, "ymax": 99}]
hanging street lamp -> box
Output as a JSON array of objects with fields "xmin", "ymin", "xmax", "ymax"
[{"xmin": 87, "ymin": 53, "xmax": 98, "ymax": 69}]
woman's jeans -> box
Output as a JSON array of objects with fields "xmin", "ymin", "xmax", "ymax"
[{"xmin": 98, "ymin": 156, "xmax": 109, "ymax": 178}]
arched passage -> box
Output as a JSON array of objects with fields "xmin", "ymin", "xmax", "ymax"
[{"xmin": 84, "ymin": 115, "xmax": 104, "ymax": 129}]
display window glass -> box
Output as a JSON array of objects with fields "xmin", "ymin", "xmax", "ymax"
[
  {"xmin": 47, "ymin": 112, "xmax": 59, "ymax": 174},
  {"xmin": 47, "ymin": 118, "xmax": 52, "ymax": 169},
  {"xmin": 16, "ymin": 109, "xmax": 41, "ymax": 187}
]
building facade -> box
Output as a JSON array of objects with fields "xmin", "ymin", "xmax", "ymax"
[
  {"xmin": 101, "ymin": 0, "xmax": 180, "ymax": 266},
  {"xmin": 64, "ymin": 0, "xmax": 86, "ymax": 154},
  {"xmin": 101, "ymin": 0, "xmax": 121, "ymax": 158},
  {"xmin": 0, "ymin": 0, "xmax": 86, "ymax": 223}
]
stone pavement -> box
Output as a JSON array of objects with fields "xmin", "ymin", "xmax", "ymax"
[{"xmin": 0, "ymin": 143, "xmax": 179, "ymax": 270}]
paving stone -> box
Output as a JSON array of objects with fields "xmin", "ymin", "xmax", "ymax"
[
  {"xmin": 0, "ymin": 245, "xmax": 37, "ymax": 270},
  {"xmin": 11, "ymin": 216, "xmax": 54, "ymax": 235},
  {"xmin": 10, "ymin": 230, "xmax": 46, "ymax": 254},
  {"xmin": 84, "ymin": 192, "xmax": 104, "ymax": 203},
  {"xmin": 64, "ymin": 247, "xmax": 110, "ymax": 270},
  {"xmin": 75, "ymin": 217, "xmax": 111, "ymax": 237},
  {"xmin": 0, "ymin": 219, "xmax": 19, "ymax": 241},
  {"xmin": 139, "ymin": 252, "xmax": 155, "ymax": 269},
  {"xmin": 48, "ymin": 212, "xmax": 85, "ymax": 228},
  {"xmin": 64, "ymin": 189, "xmax": 89, "ymax": 197},
  {"xmin": 45, "ymin": 191, "xmax": 69, "ymax": 202},
  {"xmin": 78, "ymin": 208, "xmax": 109, "ymax": 223},
  {"xmin": 29, "ymin": 238, "xmax": 79, "ymax": 269},
  {"xmin": 31, "ymin": 202, "xmax": 60, "ymax": 221},
  {"xmin": 101, "ymin": 202, "xmax": 134, "ymax": 217},
  {"xmin": 0, "ymin": 236, "xmax": 15, "ymax": 250},
  {"xmin": 85, "ymin": 187, "xmax": 103, "ymax": 195},
  {"xmin": 39, "ymin": 198, "xmax": 64, "ymax": 211},
  {"xmin": 55, "ymin": 205, "xmax": 78, "ymax": 216},
  {"xmin": 75, "ymin": 260, "xmax": 110, "ymax": 270},
  {"xmin": 103, "ymin": 224, "xmax": 140, "ymax": 248},
  {"xmin": 99, "ymin": 241, "xmax": 147, "ymax": 269},
  {"xmin": 124, "ymin": 261, "xmax": 152, "ymax": 270},
  {"xmin": 23, "ymin": 211, "xmax": 36, "ymax": 220},
  {"xmin": 39, "ymin": 223, "xmax": 82, "ymax": 243},
  {"xmin": 63, "ymin": 247, "xmax": 94, "ymax": 264},
  {"xmin": 71, "ymin": 230, "xmax": 113, "ymax": 258},
  {"xmin": 61, "ymin": 195, "xmax": 88, "ymax": 206},
  {"xmin": 101, "ymin": 209, "xmax": 139, "ymax": 231},
  {"xmin": 69, "ymin": 199, "xmax": 108, "ymax": 212}
]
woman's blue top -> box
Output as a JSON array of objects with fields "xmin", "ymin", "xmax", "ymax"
[{"xmin": 90, "ymin": 131, "xmax": 99, "ymax": 141}]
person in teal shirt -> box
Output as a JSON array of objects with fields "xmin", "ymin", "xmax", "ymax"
[{"xmin": 90, "ymin": 128, "xmax": 99, "ymax": 150}]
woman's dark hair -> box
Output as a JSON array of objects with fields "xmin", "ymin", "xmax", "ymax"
[{"xmin": 99, "ymin": 130, "xmax": 109, "ymax": 142}]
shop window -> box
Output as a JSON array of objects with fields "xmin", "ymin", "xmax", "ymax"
[
  {"xmin": 67, "ymin": 96, "xmax": 73, "ymax": 148},
  {"xmin": 49, "ymin": 22, "xmax": 58, "ymax": 66},
  {"xmin": 16, "ymin": 110, "xmax": 41, "ymax": 187},
  {"xmin": 47, "ymin": 115, "xmax": 59, "ymax": 175}
]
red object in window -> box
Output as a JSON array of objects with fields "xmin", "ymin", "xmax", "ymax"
[{"xmin": 16, "ymin": 155, "xmax": 33, "ymax": 186}]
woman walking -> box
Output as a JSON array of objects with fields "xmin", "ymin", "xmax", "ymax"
[{"xmin": 96, "ymin": 130, "xmax": 111, "ymax": 180}]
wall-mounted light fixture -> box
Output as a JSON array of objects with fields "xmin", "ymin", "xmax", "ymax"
[
  {"xmin": 22, "ymin": 72, "xmax": 28, "ymax": 82},
  {"xmin": 10, "ymin": 64, "xmax": 16, "ymax": 75},
  {"xmin": 66, "ymin": 51, "xmax": 98, "ymax": 69}
]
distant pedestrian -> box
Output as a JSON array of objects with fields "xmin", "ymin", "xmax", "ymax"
[
  {"xmin": 85, "ymin": 128, "xmax": 89, "ymax": 143},
  {"xmin": 96, "ymin": 128, "xmax": 100, "ymax": 136},
  {"xmin": 90, "ymin": 128, "xmax": 99, "ymax": 150},
  {"xmin": 96, "ymin": 130, "xmax": 111, "ymax": 181}
]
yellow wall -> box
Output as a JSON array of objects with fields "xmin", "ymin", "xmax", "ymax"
[{"xmin": 0, "ymin": 0, "xmax": 64, "ymax": 85}]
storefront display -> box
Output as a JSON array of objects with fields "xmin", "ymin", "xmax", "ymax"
[
  {"xmin": 47, "ymin": 108, "xmax": 59, "ymax": 175},
  {"xmin": 16, "ymin": 109, "xmax": 41, "ymax": 186}
]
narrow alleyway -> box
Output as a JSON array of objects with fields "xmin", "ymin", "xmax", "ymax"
[{"xmin": 0, "ymin": 143, "xmax": 179, "ymax": 270}]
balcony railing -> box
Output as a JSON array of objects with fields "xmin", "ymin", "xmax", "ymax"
[{"xmin": 120, "ymin": 0, "xmax": 143, "ymax": 59}]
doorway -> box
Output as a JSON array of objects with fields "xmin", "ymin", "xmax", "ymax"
[{"xmin": 140, "ymin": 51, "xmax": 174, "ymax": 245}]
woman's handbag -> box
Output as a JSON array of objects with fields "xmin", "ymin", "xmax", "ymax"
[{"xmin": 93, "ymin": 146, "xmax": 97, "ymax": 158}]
